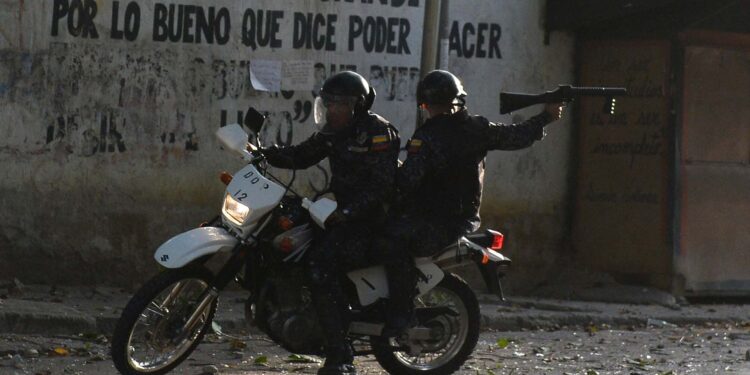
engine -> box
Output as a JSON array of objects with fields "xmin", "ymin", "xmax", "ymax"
[
  {"xmin": 244, "ymin": 197, "xmax": 324, "ymax": 353},
  {"xmin": 251, "ymin": 268, "xmax": 325, "ymax": 354}
]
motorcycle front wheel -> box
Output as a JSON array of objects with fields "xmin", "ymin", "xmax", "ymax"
[
  {"xmin": 372, "ymin": 273, "xmax": 480, "ymax": 375},
  {"xmin": 111, "ymin": 267, "xmax": 217, "ymax": 375}
]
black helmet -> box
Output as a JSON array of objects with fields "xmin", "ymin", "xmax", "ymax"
[
  {"xmin": 416, "ymin": 70, "xmax": 467, "ymax": 106},
  {"xmin": 320, "ymin": 71, "xmax": 375, "ymax": 113}
]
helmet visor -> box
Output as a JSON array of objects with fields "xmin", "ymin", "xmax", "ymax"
[
  {"xmin": 314, "ymin": 94, "xmax": 356, "ymax": 128},
  {"xmin": 313, "ymin": 96, "xmax": 327, "ymax": 127}
]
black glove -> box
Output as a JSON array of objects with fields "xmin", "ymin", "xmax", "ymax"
[{"xmin": 257, "ymin": 145, "xmax": 283, "ymax": 157}]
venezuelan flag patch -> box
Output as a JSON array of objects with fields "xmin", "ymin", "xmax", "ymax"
[
  {"xmin": 407, "ymin": 139, "xmax": 423, "ymax": 153},
  {"xmin": 370, "ymin": 134, "xmax": 390, "ymax": 151},
  {"xmin": 372, "ymin": 135, "xmax": 388, "ymax": 144}
]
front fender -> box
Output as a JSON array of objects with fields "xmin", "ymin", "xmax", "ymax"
[{"xmin": 154, "ymin": 227, "xmax": 239, "ymax": 268}]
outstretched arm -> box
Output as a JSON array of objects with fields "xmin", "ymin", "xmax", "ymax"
[
  {"xmin": 485, "ymin": 103, "xmax": 562, "ymax": 150},
  {"xmin": 261, "ymin": 132, "xmax": 330, "ymax": 169}
]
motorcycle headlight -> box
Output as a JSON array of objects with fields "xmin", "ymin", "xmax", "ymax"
[{"xmin": 222, "ymin": 194, "xmax": 251, "ymax": 225}]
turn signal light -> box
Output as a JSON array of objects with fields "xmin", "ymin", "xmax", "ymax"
[
  {"xmin": 220, "ymin": 171, "xmax": 233, "ymax": 185},
  {"xmin": 481, "ymin": 254, "xmax": 490, "ymax": 264},
  {"xmin": 278, "ymin": 216, "xmax": 294, "ymax": 231}
]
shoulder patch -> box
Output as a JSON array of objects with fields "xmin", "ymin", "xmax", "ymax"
[
  {"xmin": 372, "ymin": 135, "xmax": 389, "ymax": 144},
  {"xmin": 407, "ymin": 138, "xmax": 423, "ymax": 154},
  {"xmin": 368, "ymin": 129, "xmax": 393, "ymax": 152},
  {"xmin": 370, "ymin": 134, "xmax": 391, "ymax": 152}
]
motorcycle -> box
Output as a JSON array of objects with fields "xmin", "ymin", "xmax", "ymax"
[{"xmin": 111, "ymin": 109, "xmax": 512, "ymax": 375}]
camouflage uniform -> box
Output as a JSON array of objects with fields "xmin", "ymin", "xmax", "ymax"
[
  {"xmin": 263, "ymin": 112, "xmax": 400, "ymax": 363},
  {"xmin": 381, "ymin": 108, "xmax": 553, "ymax": 327}
]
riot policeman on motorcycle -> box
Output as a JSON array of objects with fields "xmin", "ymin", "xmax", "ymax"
[
  {"xmin": 253, "ymin": 71, "xmax": 400, "ymax": 375},
  {"xmin": 380, "ymin": 70, "xmax": 564, "ymax": 336}
]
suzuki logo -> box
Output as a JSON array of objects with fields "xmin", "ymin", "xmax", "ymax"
[{"xmin": 160, "ymin": 255, "xmax": 169, "ymax": 262}]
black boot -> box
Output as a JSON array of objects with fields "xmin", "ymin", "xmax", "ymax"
[
  {"xmin": 382, "ymin": 300, "xmax": 416, "ymax": 338},
  {"xmin": 318, "ymin": 344, "xmax": 356, "ymax": 375},
  {"xmin": 318, "ymin": 363, "xmax": 356, "ymax": 375},
  {"xmin": 308, "ymin": 264, "xmax": 356, "ymax": 375},
  {"xmin": 382, "ymin": 260, "xmax": 418, "ymax": 338}
]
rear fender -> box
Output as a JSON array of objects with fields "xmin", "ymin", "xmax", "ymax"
[
  {"xmin": 434, "ymin": 238, "xmax": 512, "ymax": 266},
  {"xmin": 434, "ymin": 238, "xmax": 511, "ymax": 300}
]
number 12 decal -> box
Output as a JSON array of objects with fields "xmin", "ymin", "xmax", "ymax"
[{"xmin": 234, "ymin": 189, "xmax": 248, "ymax": 201}]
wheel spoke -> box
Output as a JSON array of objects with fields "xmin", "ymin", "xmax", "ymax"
[
  {"xmin": 150, "ymin": 300, "xmax": 168, "ymax": 312},
  {"xmin": 124, "ymin": 277, "xmax": 212, "ymax": 372},
  {"xmin": 390, "ymin": 282, "xmax": 472, "ymax": 371},
  {"xmin": 145, "ymin": 306, "xmax": 166, "ymax": 318}
]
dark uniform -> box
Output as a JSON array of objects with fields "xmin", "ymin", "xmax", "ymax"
[
  {"xmin": 263, "ymin": 112, "xmax": 400, "ymax": 371},
  {"xmin": 264, "ymin": 114, "xmax": 400, "ymax": 224},
  {"xmin": 381, "ymin": 108, "xmax": 553, "ymax": 329}
]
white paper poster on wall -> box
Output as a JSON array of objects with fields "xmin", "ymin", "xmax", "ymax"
[
  {"xmin": 282, "ymin": 60, "xmax": 315, "ymax": 91},
  {"xmin": 249, "ymin": 60, "xmax": 282, "ymax": 92}
]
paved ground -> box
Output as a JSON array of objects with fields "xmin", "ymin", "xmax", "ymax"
[
  {"xmin": 3, "ymin": 325, "xmax": 750, "ymax": 374},
  {"xmin": 1, "ymin": 283, "xmax": 749, "ymax": 374},
  {"xmin": 2, "ymin": 284, "xmax": 749, "ymax": 336}
]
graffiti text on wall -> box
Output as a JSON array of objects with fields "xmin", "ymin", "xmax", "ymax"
[
  {"xmin": 45, "ymin": 112, "xmax": 127, "ymax": 157},
  {"xmin": 50, "ymin": 1, "xmax": 415, "ymax": 55},
  {"xmin": 51, "ymin": 0, "xmax": 100, "ymax": 39},
  {"xmin": 449, "ymin": 21, "xmax": 501, "ymax": 59},
  {"xmin": 320, "ymin": 0, "xmax": 419, "ymax": 6},
  {"xmin": 41, "ymin": 42, "xmax": 420, "ymax": 161},
  {"xmin": 579, "ymin": 45, "xmax": 669, "ymax": 208},
  {"xmin": 215, "ymin": 61, "xmax": 420, "ymax": 129}
]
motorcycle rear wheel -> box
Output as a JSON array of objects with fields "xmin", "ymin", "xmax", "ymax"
[
  {"xmin": 372, "ymin": 273, "xmax": 480, "ymax": 375},
  {"xmin": 111, "ymin": 267, "xmax": 217, "ymax": 375}
]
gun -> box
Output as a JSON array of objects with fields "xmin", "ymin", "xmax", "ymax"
[{"xmin": 500, "ymin": 85, "xmax": 627, "ymax": 114}]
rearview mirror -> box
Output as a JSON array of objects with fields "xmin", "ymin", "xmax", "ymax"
[{"xmin": 244, "ymin": 107, "xmax": 266, "ymax": 135}]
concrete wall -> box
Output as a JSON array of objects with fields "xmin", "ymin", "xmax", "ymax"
[
  {"xmin": 0, "ymin": 0, "xmax": 574, "ymax": 289},
  {"xmin": 447, "ymin": 0, "xmax": 575, "ymax": 292}
]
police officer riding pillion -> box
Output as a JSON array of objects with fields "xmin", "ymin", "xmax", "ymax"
[
  {"xmin": 251, "ymin": 71, "xmax": 400, "ymax": 375},
  {"xmin": 380, "ymin": 70, "xmax": 564, "ymax": 336}
]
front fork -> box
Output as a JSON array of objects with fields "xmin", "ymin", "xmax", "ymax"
[{"xmin": 180, "ymin": 242, "xmax": 250, "ymax": 334}]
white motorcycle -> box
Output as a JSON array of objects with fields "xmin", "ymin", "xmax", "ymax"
[{"xmin": 111, "ymin": 109, "xmax": 512, "ymax": 375}]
